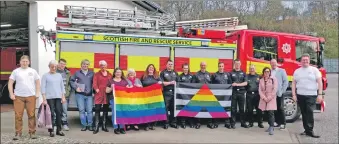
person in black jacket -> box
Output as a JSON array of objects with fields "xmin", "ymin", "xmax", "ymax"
[
  {"xmin": 140, "ymin": 64, "xmax": 163, "ymax": 131},
  {"xmin": 211, "ymin": 62, "xmax": 232, "ymax": 129},
  {"xmin": 246, "ymin": 64, "xmax": 264, "ymax": 128},
  {"xmin": 229, "ymin": 59, "xmax": 249, "ymax": 129},
  {"xmin": 192, "ymin": 62, "xmax": 212, "ymax": 129},
  {"xmin": 178, "ymin": 63, "xmax": 193, "ymax": 129},
  {"xmin": 160, "ymin": 60, "xmax": 179, "ymax": 129}
]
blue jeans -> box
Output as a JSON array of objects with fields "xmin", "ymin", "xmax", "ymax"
[
  {"xmin": 110, "ymin": 99, "xmax": 124, "ymax": 129},
  {"xmin": 76, "ymin": 93, "xmax": 93, "ymax": 127},
  {"xmin": 61, "ymin": 98, "xmax": 69, "ymax": 125}
]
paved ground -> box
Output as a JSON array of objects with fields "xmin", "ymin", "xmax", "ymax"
[
  {"xmin": 2, "ymin": 111, "xmax": 296, "ymax": 143},
  {"xmin": 288, "ymin": 73, "xmax": 338, "ymax": 144},
  {"xmin": 1, "ymin": 74, "xmax": 337, "ymax": 143}
]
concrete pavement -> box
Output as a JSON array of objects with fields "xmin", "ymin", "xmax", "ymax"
[
  {"xmin": 1, "ymin": 111, "xmax": 297, "ymax": 143},
  {"xmin": 288, "ymin": 74, "xmax": 338, "ymax": 144}
]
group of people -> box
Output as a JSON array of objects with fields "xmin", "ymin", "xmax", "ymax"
[{"xmin": 8, "ymin": 53, "xmax": 322, "ymax": 141}]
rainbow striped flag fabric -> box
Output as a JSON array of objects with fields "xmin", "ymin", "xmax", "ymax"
[
  {"xmin": 175, "ymin": 83, "xmax": 232, "ymax": 118},
  {"xmin": 113, "ymin": 84, "xmax": 167, "ymax": 124}
]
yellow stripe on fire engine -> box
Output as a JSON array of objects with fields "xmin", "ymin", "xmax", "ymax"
[
  {"xmin": 208, "ymin": 42, "xmax": 236, "ymax": 48},
  {"xmin": 246, "ymin": 61, "xmax": 293, "ymax": 81},
  {"xmin": 127, "ymin": 56, "xmax": 159, "ymax": 71},
  {"xmin": 190, "ymin": 58, "xmax": 218, "ymax": 73},
  {"xmin": 115, "ymin": 44, "xmax": 120, "ymax": 69},
  {"xmin": 0, "ymin": 71, "xmax": 12, "ymax": 75},
  {"xmin": 55, "ymin": 41, "xmax": 60, "ymax": 60},
  {"xmin": 94, "ymin": 68, "xmax": 114, "ymax": 74},
  {"xmin": 60, "ymin": 52, "xmax": 94, "ymax": 68},
  {"xmin": 92, "ymin": 35, "xmax": 201, "ymax": 46},
  {"xmin": 57, "ymin": 33, "xmax": 85, "ymax": 40}
]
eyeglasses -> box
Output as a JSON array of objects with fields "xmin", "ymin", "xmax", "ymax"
[{"xmin": 264, "ymin": 70, "xmax": 270, "ymax": 73}]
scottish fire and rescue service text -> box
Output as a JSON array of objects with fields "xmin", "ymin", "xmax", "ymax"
[{"xmin": 103, "ymin": 36, "xmax": 192, "ymax": 45}]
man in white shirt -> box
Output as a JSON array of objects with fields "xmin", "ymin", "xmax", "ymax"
[
  {"xmin": 292, "ymin": 53, "xmax": 322, "ymax": 138},
  {"xmin": 8, "ymin": 55, "xmax": 41, "ymax": 140}
]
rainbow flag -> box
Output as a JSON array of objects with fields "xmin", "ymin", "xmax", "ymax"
[
  {"xmin": 113, "ymin": 84, "xmax": 167, "ymax": 124},
  {"xmin": 175, "ymin": 83, "xmax": 232, "ymax": 118}
]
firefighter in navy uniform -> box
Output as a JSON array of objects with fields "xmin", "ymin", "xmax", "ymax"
[
  {"xmin": 160, "ymin": 60, "xmax": 179, "ymax": 129},
  {"xmin": 229, "ymin": 59, "xmax": 249, "ymax": 129},
  {"xmin": 211, "ymin": 62, "xmax": 232, "ymax": 129},
  {"xmin": 246, "ymin": 65, "xmax": 264, "ymax": 128},
  {"xmin": 192, "ymin": 62, "xmax": 212, "ymax": 129},
  {"xmin": 177, "ymin": 63, "xmax": 193, "ymax": 129}
]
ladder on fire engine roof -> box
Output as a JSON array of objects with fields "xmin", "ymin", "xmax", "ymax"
[
  {"xmin": 55, "ymin": 5, "xmax": 248, "ymax": 36},
  {"xmin": 174, "ymin": 17, "xmax": 248, "ymax": 35},
  {"xmin": 0, "ymin": 28, "xmax": 29, "ymax": 47},
  {"xmin": 55, "ymin": 5, "xmax": 177, "ymax": 35}
]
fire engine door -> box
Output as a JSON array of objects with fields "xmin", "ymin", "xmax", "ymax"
[
  {"xmin": 174, "ymin": 47, "xmax": 234, "ymax": 73},
  {"xmin": 118, "ymin": 44, "xmax": 171, "ymax": 78},
  {"xmin": 59, "ymin": 41, "xmax": 116, "ymax": 74}
]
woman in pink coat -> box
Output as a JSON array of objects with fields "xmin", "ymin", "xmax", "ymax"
[{"xmin": 258, "ymin": 67, "xmax": 278, "ymax": 135}]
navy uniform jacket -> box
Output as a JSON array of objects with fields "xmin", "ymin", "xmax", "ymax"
[{"xmin": 160, "ymin": 69, "xmax": 179, "ymax": 91}]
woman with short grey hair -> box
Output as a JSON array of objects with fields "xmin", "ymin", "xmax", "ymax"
[
  {"xmin": 92, "ymin": 60, "xmax": 112, "ymax": 134},
  {"xmin": 125, "ymin": 68, "xmax": 142, "ymax": 131},
  {"xmin": 41, "ymin": 60, "xmax": 66, "ymax": 137}
]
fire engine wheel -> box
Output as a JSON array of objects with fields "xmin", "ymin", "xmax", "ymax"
[
  {"xmin": 284, "ymin": 96, "xmax": 301, "ymax": 123},
  {"xmin": 0, "ymin": 83, "xmax": 3, "ymax": 99},
  {"xmin": 0, "ymin": 83, "xmax": 7, "ymax": 99}
]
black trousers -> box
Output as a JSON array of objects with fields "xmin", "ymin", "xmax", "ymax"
[
  {"xmin": 94, "ymin": 104, "xmax": 109, "ymax": 114},
  {"xmin": 231, "ymin": 91, "xmax": 246, "ymax": 125},
  {"xmin": 163, "ymin": 90, "xmax": 176, "ymax": 125},
  {"xmin": 297, "ymin": 95, "xmax": 317, "ymax": 134},
  {"xmin": 94, "ymin": 104, "xmax": 109, "ymax": 120},
  {"xmin": 266, "ymin": 110, "xmax": 275, "ymax": 127},
  {"xmin": 207, "ymin": 119, "xmax": 217, "ymax": 125},
  {"xmin": 47, "ymin": 98, "xmax": 62, "ymax": 132},
  {"xmin": 275, "ymin": 96, "xmax": 286, "ymax": 125},
  {"xmin": 246, "ymin": 92, "xmax": 263, "ymax": 124}
]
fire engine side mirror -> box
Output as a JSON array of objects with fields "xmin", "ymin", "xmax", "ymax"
[{"xmin": 278, "ymin": 58, "xmax": 284, "ymax": 63}]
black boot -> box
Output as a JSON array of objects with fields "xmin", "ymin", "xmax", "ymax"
[
  {"xmin": 49, "ymin": 132, "xmax": 55, "ymax": 137},
  {"xmin": 170, "ymin": 123, "xmax": 179, "ymax": 129},
  {"xmin": 56, "ymin": 131, "xmax": 65, "ymax": 136},
  {"xmin": 241, "ymin": 123, "xmax": 249, "ymax": 128},
  {"xmin": 258, "ymin": 123, "xmax": 264, "ymax": 128},
  {"xmin": 207, "ymin": 123, "xmax": 214, "ymax": 129},
  {"xmin": 248, "ymin": 123, "xmax": 254, "ymax": 127},
  {"xmin": 181, "ymin": 123, "xmax": 186, "ymax": 129},
  {"xmin": 93, "ymin": 112, "xmax": 100, "ymax": 134},
  {"xmin": 102, "ymin": 112, "xmax": 109, "ymax": 132},
  {"xmin": 195, "ymin": 123, "xmax": 201, "ymax": 129},
  {"xmin": 163, "ymin": 124, "xmax": 169, "ymax": 129}
]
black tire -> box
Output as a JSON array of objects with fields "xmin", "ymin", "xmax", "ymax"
[
  {"xmin": 0, "ymin": 83, "xmax": 3, "ymax": 99},
  {"xmin": 0, "ymin": 82, "xmax": 12, "ymax": 104},
  {"xmin": 284, "ymin": 93, "xmax": 301, "ymax": 123}
]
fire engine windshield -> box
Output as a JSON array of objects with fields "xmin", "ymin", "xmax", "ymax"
[{"xmin": 295, "ymin": 40, "xmax": 318, "ymax": 65}]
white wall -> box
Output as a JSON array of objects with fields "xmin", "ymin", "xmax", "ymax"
[
  {"xmin": 35, "ymin": 1, "xmax": 137, "ymax": 76},
  {"xmin": 30, "ymin": 1, "xmax": 137, "ymax": 108}
]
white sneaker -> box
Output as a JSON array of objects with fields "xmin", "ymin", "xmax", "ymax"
[
  {"xmin": 280, "ymin": 125, "xmax": 286, "ymax": 130},
  {"xmin": 63, "ymin": 125, "xmax": 70, "ymax": 131}
]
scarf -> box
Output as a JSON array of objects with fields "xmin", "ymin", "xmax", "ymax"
[{"xmin": 128, "ymin": 77, "xmax": 136, "ymax": 85}]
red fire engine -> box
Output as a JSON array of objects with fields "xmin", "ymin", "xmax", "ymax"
[{"xmin": 0, "ymin": 5, "xmax": 327, "ymax": 123}]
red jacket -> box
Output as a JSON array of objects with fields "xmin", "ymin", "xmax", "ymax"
[{"xmin": 93, "ymin": 70, "xmax": 112, "ymax": 104}]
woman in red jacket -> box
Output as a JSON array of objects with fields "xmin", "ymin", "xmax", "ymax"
[{"xmin": 92, "ymin": 60, "xmax": 112, "ymax": 134}]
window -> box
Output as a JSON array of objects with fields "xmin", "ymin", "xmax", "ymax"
[
  {"xmin": 295, "ymin": 40, "xmax": 317, "ymax": 65},
  {"xmin": 253, "ymin": 36, "xmax": 278, "ymax": 61}
]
